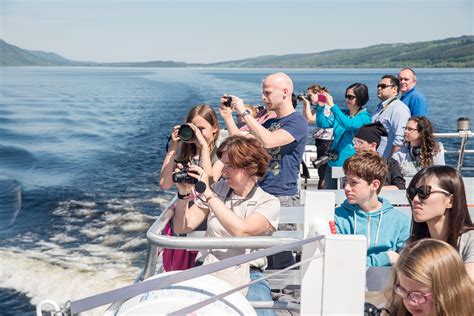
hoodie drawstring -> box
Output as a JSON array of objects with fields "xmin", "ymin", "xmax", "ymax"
[{"xmin": 354, "ymin": 208, "xmax": 384, "ymax": 247}]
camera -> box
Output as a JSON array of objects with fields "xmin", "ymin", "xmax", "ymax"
[
  {"xmin": 311, "ymin": 150, "xmax": 339, "ymax": 169},
  {"xmin": 317, "ymin": 93, "xmax": 327, "ymax": 103},
  {"xmin": 178, "ymin": 124, "xmax": 194, "ymax": 142},
  {"xmin": 296, "ymin": 93, "xmax": 311, "ymax": 101},
  {"xmin": 223, "ymin": 96, "xmax": 233, "ymax": 107},
  {"xmin": 172, "ymin": 168, "xmax": 198, "ymax": 184}
]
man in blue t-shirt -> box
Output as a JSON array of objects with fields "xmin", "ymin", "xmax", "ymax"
[
  {"xmin": 220, "ymin": 72, "xmax": 308, "ymax": 206},
  {"xmin": 398, "ymin": 67, "xmax": 428, "ymax": 116}
]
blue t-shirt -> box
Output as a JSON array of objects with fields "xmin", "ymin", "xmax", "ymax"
[
  {"xmin": 400, "ymin": 87, "xmax": 428, "ymax": 117},
  {"xmin": 258, "ymin": 111, "xmax": 308, "ymax": 196}
]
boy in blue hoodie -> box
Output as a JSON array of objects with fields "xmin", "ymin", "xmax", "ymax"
[{"xmin": 334, "ymin": 151, "xmax": 410, "ymax": 266}]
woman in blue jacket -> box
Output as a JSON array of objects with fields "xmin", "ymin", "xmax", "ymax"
[{"xmin": 316, "ymin": 83, "xmax": 371, "ymax": 189}]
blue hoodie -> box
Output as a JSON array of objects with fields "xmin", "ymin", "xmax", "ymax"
[{"xmin": 334, "ymin": 197, "xmax": 410, "ymax": 267}]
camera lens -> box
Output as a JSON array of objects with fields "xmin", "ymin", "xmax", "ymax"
[
  {"xmin": 178, "ymin": 124, "xmax": 195, "ymax": 142},
  {"xmin": 172, "ymin": 169, "xmax": 198, "ymax": 184}
]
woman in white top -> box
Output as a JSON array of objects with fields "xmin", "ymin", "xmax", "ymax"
[
  {"xmin": 173, "ymin": 136, "xmax": 280, "ymax": 315},
  {"xmin": 392, "ymin": 116, "xmax": 445, "ymax": 177}
]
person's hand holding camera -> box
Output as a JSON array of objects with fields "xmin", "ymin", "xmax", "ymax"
[
  {"xmin": 320, "ymin": 91, "xmax": 334, "ymax": 107},
  {"xmin": 174, "ymin": 165, "xmax": 209, "ymax": 196},
  {"xmin": 184, "ymin": 123, "xmax": 207, "ymax": 149},
  {"xmin": 218, "ymin": 95, "xmax": 234, "ymax": 120},
  {"xmin": 168, "ymin": 125, "xmax": 181, "ymax": 152}
]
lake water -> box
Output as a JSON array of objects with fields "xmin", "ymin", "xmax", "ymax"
[{"xmin": 0, "ymin": 67, "xmax": 473, "ymax": 315}]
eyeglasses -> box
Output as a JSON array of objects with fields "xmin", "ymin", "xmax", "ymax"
[
  {"xmin": 403, "ymin": 126, "xmax": 418, "ymax": 133},
  {"xmin": 394, "ymin": 284, "xmax": 432, "ymax": 305},
  {"xmin": 377, "ymin": 84, "xmax": 395, "ymax": 89},
  {"xmin": 352, "ymin": 139, "xmax": 368, "ymax": 147},
  {"xmin": 345, "ymin": 94, "xmax": 356, "ymax": 100},
  {"xmin": 406, "ymin": 185, "xmax": 451, "ymax": 202}
]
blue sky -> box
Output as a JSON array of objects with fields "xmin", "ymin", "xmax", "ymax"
[{"xmin": 1, "ymin": 0, "xmax": 472, "ymax": 63}]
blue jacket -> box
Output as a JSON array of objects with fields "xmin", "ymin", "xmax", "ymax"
[
  {"xmin": 316, "ymin": 105, "xmax": 371, "ymax": 166},
  {"xmin": 400, "ymin": 87, "xmax": 428, "ymax": 116},
  {"xmin": 335, "ymin": 197, "xmax": 410, "ymax": 267}
]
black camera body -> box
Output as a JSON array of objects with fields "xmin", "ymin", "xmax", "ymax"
[
  {"xmin": 311, "ymin": 150, "xmax": 339, "ymax": 169},
  {"xmin": 178, "ymin": 124, "xmax": 195, "ymax": 142},
  {"xmin": 172, "ymin": 168, "xmax": 198, "ymax": 184},
  {"xmin": 296, "ymin": 93, "xmax": 311, "ymax": 101},
  {"xmin": 223, "ymin": 96, "xmax": 233, "ymax": 107}
]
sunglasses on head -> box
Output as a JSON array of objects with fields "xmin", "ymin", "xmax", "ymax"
[{"xmin": 406, "ymin": 185, "xmax": 451, "ymax": 202}]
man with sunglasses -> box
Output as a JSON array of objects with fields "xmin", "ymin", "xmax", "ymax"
[
  {"xmin": 371, "ymin": 75, "xmax": 410, "ymax": 159},
  {"xmin": 398, "ymin": 67, "xmax": 428, "ymax": 116}
]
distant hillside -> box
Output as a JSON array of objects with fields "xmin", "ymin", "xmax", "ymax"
[
  {"xmin": 208, "ymin": 36, "xmax": 474, "ymax": 68},
  {"xmin": 0, "ymin": 39, "xmax": 186, "ymax": 67},
  {"xmin": 1, "ymin": 36, "xmax": 473, "ymax": 68},
  {"xmin": 0, "ymin": 39, "xmax": 83, "ymax": 66}
]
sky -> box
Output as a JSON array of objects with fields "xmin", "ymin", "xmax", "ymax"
[{"xmin": 1, "ymin": 0, "xmax": 472, "ymax": 63}]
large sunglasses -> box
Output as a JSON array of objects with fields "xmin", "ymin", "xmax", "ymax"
[
  {"xmin": 406, "ymin": 185, "xmax": 451, "ymax": 202},
  {"xmin": 394, "ymin": 284, "xmax": 432, "ymax": 305}
]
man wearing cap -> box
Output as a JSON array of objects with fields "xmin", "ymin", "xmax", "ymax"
[{"xmin": 353, "ymin": 122, "xmax": 406, "ymax": 190}]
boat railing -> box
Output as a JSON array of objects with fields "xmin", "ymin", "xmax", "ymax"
[
  {"xmin": 433, "ymin": 130, "xmax": 473, "ymax": 172},
  {"xmin": 143, "ymin": 197, "xmax": 300, "ymax": 280}
]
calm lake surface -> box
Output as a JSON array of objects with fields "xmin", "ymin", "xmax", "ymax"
[{"xmin": 0, "ymin": 67, "xmax": 473, "ymax": 315}]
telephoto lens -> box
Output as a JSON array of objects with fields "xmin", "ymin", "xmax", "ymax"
[
  {"xmin": 296, "ymin": 93, "xmax": 310, "ymax": 101},
  {"xmin": 223, "ymin": 96, "xmax": 232, "ymax": 107},
  {"xmin": 178, "ymin": 124, "xmax": 195, "ymax": 142}
]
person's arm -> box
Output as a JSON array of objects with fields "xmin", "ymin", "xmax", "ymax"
[
  {"xmin": 390, "ymin": 145, "xmax": 402, "ymax": 156},
  {"xmin": 219, "ymin": 103, "xmax": 241, "ymax": 136},
  {"xmin": 173, "ymin": 194, "xmax": 209, "ymax": 234},
  {"xmin": 186, "ymin": 123, "xmax": 218, "ymax": 185},
  {"xmin": 315, "ymin": 106, "xmax": 335, "ymax": 129},
  {"xmin": 204, "ymin": 190, "xmax": 277, "ymax": 236},
  {"xmin": 301, "ymin": 97, "xmax": 316, "ymax": 123},
  {"xmin": 233, "ymin": 97, "xmax": 296, "ymax": 148},
  {"xmin": 433, "ymin": 144, "xmax": 446, "ymax": 166},
  {"xmin": 366, "ymin": 251, "xmax": 391, "ymax": 267},
  {"xmin": 330, "ymin": 106, "xmax": 371, "ymax": 130},
  {"xmin": 159, "ymin": 126, "xmax": 181, "ymax": 190},
  {"xmin": 390, "ymin": 106, "xmax": 410, "ymax": 155}
]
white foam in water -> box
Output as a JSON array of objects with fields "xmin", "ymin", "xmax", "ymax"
[{"xmin": 0, "ymin": 249, "xmax": 139, "ymax": 315}]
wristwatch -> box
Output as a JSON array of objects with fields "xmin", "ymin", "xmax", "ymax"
[{"xmin": 241, "ymin": 109, "xmax": 251, "ymax": 118}]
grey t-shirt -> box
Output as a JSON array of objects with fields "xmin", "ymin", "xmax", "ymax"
[{"xmin": 459, "ymin": 230, "xmax": 474, "ymax": 263}]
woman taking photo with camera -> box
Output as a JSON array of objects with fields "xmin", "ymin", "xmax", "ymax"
[
  {"xmin": 173, "ymin": 136, "xmax": 280, "ymax": 315},
  {"xmin": 406, "ymin": 166, "xmax": 474, "ymax": 280},
  {"xmin": 392, "ymin": 116, "xmax": 445, "ymax": 177},
  {"xmin": 315, "ymin": 83, "xmax": 371, "ymax": 189},
  {"xmin": 159, "ymin": 104, "xmax": 223, "ymax": 190},
  {"xmin": 383, "ymin": 239, "xmax": 474, "ymax": 316}
]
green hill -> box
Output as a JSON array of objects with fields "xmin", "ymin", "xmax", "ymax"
[
  {"xmin": 1, "ymin": 36, "xmax": 473, "ymax": 68},
  {"xmin": 208, "ymin": 36, "xmax": 474, "ymax": 68}
]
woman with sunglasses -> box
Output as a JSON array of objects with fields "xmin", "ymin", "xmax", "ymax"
[
  {"xmin": 392, "ymin": 116, "xmax": 445, "ymax": 177},
  {"xmin": 173, "ymin": 136, "xmax": 280, "ymax": 316},
  {"xmin": 383, "ymin": 239, "xmax": 473, "ymax": 316},
  {"xmin": 316, "ymin": 83, "xmax": 371, "ymax": 189},
  {"xmin": 406, "ymin": 166, "xmax": 474, "ymax": 280}
]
